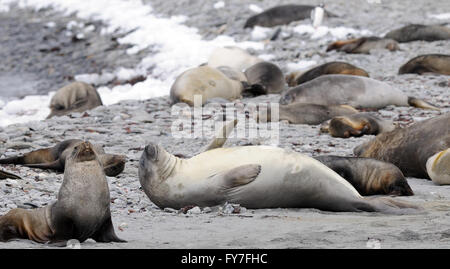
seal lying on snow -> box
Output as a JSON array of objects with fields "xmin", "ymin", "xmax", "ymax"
[
  {"xmin": 314, "ymin": 156, "xmax": 413, "ymax": 196},
  {"xmin": 0, "ymin": 139, "xmax": 126, "ymax": 177},
  {"xmin": 384, "ymin": 24, "xmax": 450, "ymax": 42},
  {"xmin": 355, "ymin": 113, "xmax": 450, "ymax": 185},
  {"xmin": 244, "ymin": 4, "xmax": 337, "ymax": 28},
  {"xmin": 279, "ymin": 75, "xmax": 439, "ymax": 110},
  {"xmin": 326, "ymin": 37, "xmax": 399, "ymax": 54},
  {"xmin": 399, "ymin": 54, "xmax": 450, "ymax": 75},
  {"xmin": 47, "ymin": 82, "xmax": 103, "ymax": 119},
  {"xmin": 0, "ymin": 142, "xmax": 125, "ymax": 243},
  {"xmin": 286, "ymin": 61, "xmax": 369, "ymax": 86}
]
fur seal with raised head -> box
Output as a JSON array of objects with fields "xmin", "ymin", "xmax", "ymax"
[
  {"xmin": 321, "ymin": 113, "xmax": 396, "ymax": 138},
  {"xmin": 385, "ymin": 24, "xmax": 450, "ymax": 42},
  {"xmin": 326, "ymin": 37, "xmax": 399, "ymax": 54},
  {"xmin": 47, "ymin": 81, "xmax": 103, "ymax": 119},
  {"xmin": 208, "ymin": 46, "xmax": 263, "ymax": 71},
  {"xmin": 170, "ymin": 66, "xmax": 245, "ymax": 106},
  {"xmin": 354, "ymin": 113, "xmax": 450, "ymax": 185},
  {"xmin": 244, "ymin": 4, "xmax": 337, "ymax": 28},
  {"xmin": 286, "ymin": 61, "xmax": 369, "ymax": 87},
  {"xmin": 279, "ymin": 74, "xmax": 439, "ymax": 110},
  {"xmin": 244, "ymin": 61, "xmax": 285, "ymax": 94},
  {"xmin": 0, "ymin": 141, "xmax": 125, "ymax": 243},
  {"xmin": 399, "ymin": 54, "xmax": 450, "ymax": 75},
  {"xmin": 0, "ymin": 139, "xmax": 126, "ymax": 177},
  {"xmin": 314, "ymin": 155, "xmax": 413, "ymax": 196}
]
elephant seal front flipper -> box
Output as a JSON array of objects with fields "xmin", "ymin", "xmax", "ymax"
[
  {"xmin": 201, "ymin": 119, "xmax": 238, "ymax": 152},
  {"xmin": 221, "ymin": 164, "xmax": 261, "ymax": 188}
]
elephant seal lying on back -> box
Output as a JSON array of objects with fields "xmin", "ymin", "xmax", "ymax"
[
  {"xmin": 385, "ymin": 24, "xmax": 450, "ymax": 42},
  {"xmin": 399, "ymin": 54, "xmax": 450, "ymax": 75}
]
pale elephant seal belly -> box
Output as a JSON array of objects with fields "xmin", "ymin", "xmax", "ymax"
[
  {"xmin": 139, "ymin": 143, "xmax": 419, "ymax": 213},
  {"xmin": 279, "ymin": 74, "xmax": 439, "ymax": 110},
  {"xmin": 399, "ymin": 54, "xmax": 450, "ymax": 75},
  {"xmin": 170, "ymin": 66, "xmax": 244, "ymax": 105},
  {"xmin": 47, "ymin": 81, "xmax": 103, "ymax": 119},
  {"xmin": 354, "ymin": 113, "xmax": 450, "ymax": 185},
  {"xmin": 0, "ymin": 142, "xmax": 125, "ymax": 243},
  {"xmin": 385, "ymin": 24, "xmax": 450, "ymax": 42}
]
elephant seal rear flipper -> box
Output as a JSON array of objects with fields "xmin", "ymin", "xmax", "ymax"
[{"xmin": 408, "ymin": 97, "xmax": 440, "ymax": 110}]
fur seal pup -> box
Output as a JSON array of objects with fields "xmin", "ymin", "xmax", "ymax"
[
  {"xmin": 0, "ymin": 169, "xmax": 21, "ymax": 180},
  {"xmin": 279, "ymin": 74, "xmax": 439, "ymax": 110},
  {"xmin": 286, "ymin": 62, "xmax": 369, "ymax": 87},
  {"xmin": 244, "ymin": 62, "xmax": 285, "ymax": 94},
  {"xmin": 47, "ymin": 82, "xmax": 103, "ymax": 119},
  {"xmin": 208, "ymin": 46, "xmax": 263, "ymax": 71},
  {"xmin": 385, "ymin": 24, "xmax": 450, "ymax": 42},
  {"xmin": 322, "ymin": 113, "xmax": 396, "ymax": 138},
  {"xmin": 139, "ymin": 142, "xmax": 419, "ymax": 213},
  {"xmin": 314, "ymin": 156, "xmax": 413, "ymax": 196},
  {"xmin": 355, "ymin": 113, "xmax": 450, "ymax": 185},
  {"xmin": 170, "ymin": 66, "xmax": 244, "ymax": 106},
  {"xmin": 0, "ymin": 139, "xmax": 126, "ymax": 177},
  {"xmin": 399, "ymin": 54, "xmax": 450, "ymax": 75},
  {"xmin": 326, "ymin": 37, "xmax": 400, "ymax": 54},
  {"xmin": 257, "ymin": 103, "xmax": 358, "ymax": 125},
  {"xmin": 0, "ymin": 141, "xmax": 125, "ymax": 243},
  {"xmin": 244, "ymin": 5, "xmax": 336, "ymax": 28}
]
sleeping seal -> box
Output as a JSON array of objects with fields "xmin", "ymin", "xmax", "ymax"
[
  {"xmin": 384, "ymin": 24, "xmax": 450, "ymax": 42},
  {"xmin": 399, "ymin": 54, "xmax": 450, "ymax": 75},
  {"xmin": 286, "ymin": 61, "xmax": 369, "ymax": 86},
  {"xmin": 322, "ymin": 113, "xmax": 396, "ymax": 138},
  {"xmin": 244, "ymin": 62, "xmax": 285, "ymax": 94},
  {"xmin": 0, "ymin": 139, "xmax": 126, "ymax": 177},
  {"xmin": 138, "ymin": 142, "xmax": 419, "ymax": 213},
  {"xmin": 47, "ymin": 81, "xmax": 103, "ymax": 119},
  {"xmin": 355, "ymin": 113, "xmax": 450, "ymax": 185},
  {"xmin": 207, "ymin": 46, "xmax": 263, "ymax": 71},
  {"xmin": 244, "ymin": 4, "xmax": 336, "ymax": 28},
  {"xmin": 279, "ymin": 74, "xmax": 439, "ymax": 110},
  {"xmin": 326, "ymin": 37, "xmax": 400, "ymax": 54},
  {"xmin": 170, "ymin": 66, "xmax": 245, "ymax": 105},
  {"xmin": 314, "ymin": 156, "xmax": 413, "ymax": 196},
  {"xmin": 0, "ymin": 141, "xmax": 125, "ymax": 243}
]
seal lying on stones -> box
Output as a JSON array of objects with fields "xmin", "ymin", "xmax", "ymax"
[
  {"xmin": 170, "ymin": 66, "xmax": 245, "ymax": 106},
  {"xmin": 314, "ymin": 156, "xmax": 413, "ymax": 196},
  {"xmin": 398, "ymin": 54, "xmax": 450, "ymax": 75},
  {"xmin": 321, "ymin": 113, "xmax": 396, "ymax": 138},
  {"xmin": 0, "ymin": 141, "xmax": 125, "ymax": 243},
  {"xmin": 47, "ymin": 81, "xmax": 103, "ymax": 119},
  {"xmin": 326, "ymin": 37, "xmax": 400, "ymax": 54},
  {"xmin": 0, "ymin": 139, "xmax": 126, "ymax": 177},
  {"xmin": 244, "ymin": 62, "xmax": 285, "ymax": 94},
  {"xmin": 286, "ymin": 61, "xmax": 369, "ymax": 86},
  {"xmin": 279, "ymin": 75, "xmax": 439, "ymax": 110},
  {"xmin": 208, "ymin": 46, "xmax": 262, "ymax": 71},
  {"xmin": 257, "ymin": 103, "xmax": 358, "ymax": 125},
  {"xmin": 0, "ymin": 169, "xmax": 21, "ymax": 180},
  {"xmin": 384, "ymin": 24, "xmax": 450, "ymax": 42},
  {"xmin": 244, "ymin": 4, "xmax": 337, "ymax": 28},
  {"xmin": 355, "ymin": 113, "xmax": 450, "ymax": 185},
  {"xmin": 138, "ymin": 141, "xmax": 419, "ymax": 213}
]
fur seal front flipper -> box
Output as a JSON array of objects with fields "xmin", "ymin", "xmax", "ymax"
[{"xmin": 0, "ymin": 169, "xmax": 21, "ymax": 180}]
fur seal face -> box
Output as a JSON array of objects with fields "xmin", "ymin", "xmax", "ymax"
[
  {"xmin": 385, "ymin": 24, "xmax": 450, "ymax": 42},
  {"xmin": 286, "ymin": 62, "xmax": 369, "ymax": 86},
  {"xmin": 244, "ymin": 62, "xmax": 285, "ymax": 94},
  {"xmin": 326, "ymin": 37, "xmax": 399, "ymax": 54},
  {"xmin": 47, "ymin": 82, "xmax": 103, "ymax": 119},
  {"xmin": 399, "ymin": 54, "xmax": 450, "ymax": 75},
  {"xmin": 325, "ymin": 113, "xmax": 396, "ymax": 138}
]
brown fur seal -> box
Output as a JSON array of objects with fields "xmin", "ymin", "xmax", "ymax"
[
  {"xmin": 399, "ymin": 54, "xmax": 450, "ymax": 75},
  {"xmin": 0, "ymin": 141, "xmax": 125, "ymax": 243},
  {"xmin": 385, "ymin": 24, "xmax": 450, "ymax": 42},
  {"xmin": 322, "ymin": 113, "xmax": 396, "ymax": 138},
  {"xmin": 279, "ymin": 74, "xmax": 439, "ymax": 110},
  {"xmin": 170, "ymin": 66, "xmax": 244, "ymax": 106},
  {"xmin": 314, "ymin": 156, "xmax": 413, "ymax": 196},
  {"xmin": 208, "ymin": 46, "xmax": 263, "ymax": 71},
  {"xmin": 0, "ymin": 169, "xmax": 21, "ymax": 180},
  {"xmin": 354, "ymin": 113, "xmax": 450, "ymax": 185},
  {"xmin": 244, "ymin": 62, "xmax": 285, "ymax": 94},
  {"xmin": 257, "ymin": 103, "xmax": 358, "ymax": 125},
  {"xmin": 47, "ymin": 81, "xmax": 103, "ymax": 119},
  {"xmin": 0, "ymin": 139, "xmax": 126, "ymax": 177},
  {"xmin": 286, "ymin": 62, "xmax": 369, "ymax": 87},
  {"xmin": 326, "ymin": 37, "xmax": 399, "ymax": 54},
  {"xmin": 244, "ymin": 4, "xmax": 337, "ymax": 28}
]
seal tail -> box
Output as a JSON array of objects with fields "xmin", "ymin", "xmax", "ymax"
[
  {"xmin": 364, "ymin": 196, "xmax": 422, "ymax": 214},
  {"xmin": 407, "ymin": 97, "xmax": 440, "ymax": 110}
]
